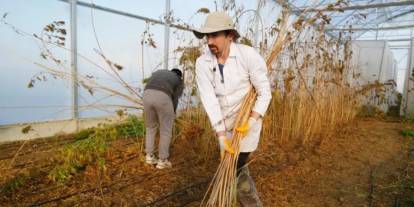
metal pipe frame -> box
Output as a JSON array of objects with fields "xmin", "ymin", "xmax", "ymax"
[
  {"xmin": 294, "ymin": 0, "xmax": 414, "ymax": 12},
  {"xmin": 327, "ymin": 24, "xmax": 414, "ymax": 31},
  {"xmin": 58, "ymin": 0, "xmax": 191, "ymax": 31},
  {"xmin": 70, "ymin": 0, "xmax": 79, "ymax": 129},
  {"xmin": 164, "ymin": 0, "xmax": 171, "ymax": 70}
]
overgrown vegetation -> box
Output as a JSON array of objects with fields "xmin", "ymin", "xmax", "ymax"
[
  {"xmin": 1, "ymin": 173, "xmax": 28, "ymax": 195},
  {"xmin": 48, "ymin": 115, "xmax": 144, "ymax": 183},
  {"xmin": 401, "ymin": 129, "xmax": 414, "ymax": 137},
  {"xmin": 175, "ymin": 107, "xmax": 217, "ymax": 165},
  {"xmin": 393, "ymin": 135, "xmax": 414, "ymax": 206},
  {"xmin": 357, "ymin": 105, "xmax": 385, "ymax": 117}
]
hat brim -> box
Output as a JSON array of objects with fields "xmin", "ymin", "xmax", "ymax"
[{"xmin": 192, "ymin": 27, "xmax": 240, "ymax": 39}]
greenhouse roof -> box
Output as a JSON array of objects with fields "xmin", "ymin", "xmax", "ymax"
[{"xmin": 287, "ymin": 0, "xmax": 414, "ymax": 40}]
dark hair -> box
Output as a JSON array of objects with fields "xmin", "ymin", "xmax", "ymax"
[
  {"xmin": 171, "ymin": 68, "xmax": 182, "ymax": 78},
  {"xmin": 224, "ymin": 30, "xmax": 240, "ymax": 42}
]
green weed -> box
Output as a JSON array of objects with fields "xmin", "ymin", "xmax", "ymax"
[{"xmin": 48, "ymin": 115, "xmax": 144, "ymax": 183}]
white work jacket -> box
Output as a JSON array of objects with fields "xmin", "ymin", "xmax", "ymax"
[{"xmin": 195, "ymin": 42, "xmax": 272, "ymax": 152}]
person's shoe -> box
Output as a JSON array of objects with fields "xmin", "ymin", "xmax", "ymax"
[
  {"xmin": 145, "ymin": 154, "xmax": 158, "ymax": 165},
  {"xmin": 156, "ymin": 159, "xmax": 172, "ymax": 169},
  {"xmin": 237, "ymin": 167, "xmax": 263, "ymax": 207}
]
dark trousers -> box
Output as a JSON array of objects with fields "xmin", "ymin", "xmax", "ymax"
[
  {"xmin": 236, "ymin": 152, "xmax": 263, "ymax": 207},
  {"xmin": 237, "ymin": 152, "xmax": 250, "ymax": 175}
]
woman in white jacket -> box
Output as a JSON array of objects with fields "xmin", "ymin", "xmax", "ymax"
[{"xmin": 193, "ymin": 12, "xmax": 272, "ymax": 207}]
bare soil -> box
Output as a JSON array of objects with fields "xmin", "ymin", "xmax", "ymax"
[{"xmin": 0, "ymin": 117, "xmax": 412, "ymax": 206}]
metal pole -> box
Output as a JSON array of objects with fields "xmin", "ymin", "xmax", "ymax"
[
  {"xmin": 70, "ymin": 0, "xmax": 79, "ymax": 127},
  {"xmin": 164, "ymin": 0, "xmax": 171, "ymax": 70},
  {"xmin": 408, "ymin": 28, "xmax": 414, "ymax": 115},
  {"xmin": 253, "ymin": 0, "xmax": 262, "ymax": 48},
  {"xmin": 273, "ymin": 0, "xmax": 337, "ymax": 38},
  {"xmin": 295, "ymin": 0, "xmax": 414, "ymax": 12},
  {"xmin": 327, "ymin": 24, "xmax": 414, "ymax": 31},
  {"xmin": 401, "ymin": 29, "xmax": 413, "ymax": 116},
  {"xmin": 58, "ymin": 0, "xmax": 190, "ymax": 31},
  {"xmin": 375, "ymin": 8, "xmax": 379, "ymax": 40},
  {"xmin": 141, "ymin": 41, "xmax": 145, "ymax": 83},
  {"xmin": 378, "ymin": 41, "xmax": 386, "ymax": 81}
]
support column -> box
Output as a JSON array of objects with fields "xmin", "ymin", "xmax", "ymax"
[
  {"xmin": 163, "ymin": 0, "xmax": 171, "ymax": 70},
  {"xmin": 70, "ymin": 0, "xmax": 79, "ymax": 130},
  {"xmin": 401, "ymin": 37, "xmax": 414, "ymax": 117}
]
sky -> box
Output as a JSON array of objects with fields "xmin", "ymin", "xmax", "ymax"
[{"xmin": 0, "ymin": 0, "xmax": 259, "ymax": 125}]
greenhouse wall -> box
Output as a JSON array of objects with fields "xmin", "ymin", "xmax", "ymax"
[
  {"xmin": 402, "ymin": 38, "xmax": 414, "ymax": 117},
  {"xmin": 0, "ymin": 115, "xmax": 125, "ymax": 143},
  {"xmin": 352, "ymin": 40, "xmax": 397, "ymax": 84},
  {"xmin": 352, "ymin": 40, "xmax": 398, "ymax": 113}
]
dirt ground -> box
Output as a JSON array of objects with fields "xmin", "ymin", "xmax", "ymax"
[{"xmin": 0, "ymin": 117, "xmax": 413, "ymax": 206}]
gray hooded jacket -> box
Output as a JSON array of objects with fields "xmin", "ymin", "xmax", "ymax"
[{"xmin": 144, "ymin": 70, "xmax": 184, "ymax": 111}]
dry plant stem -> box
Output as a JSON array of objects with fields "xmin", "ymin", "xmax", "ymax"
[
  {"xmin": 9, "ymin": 140, "xmax": 28, "ymax": 168},
  {"xmin": 2, "ymin": 18, "xmax": 144, "ymax": 106},
  {"xmin": 90, "ymin": 4, "xmax": 141, "ymax": 100},
  {"xmin": 33, "ymin": 62, "xmax": 143, "ymax": 108}
]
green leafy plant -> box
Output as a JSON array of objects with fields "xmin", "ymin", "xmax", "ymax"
[
  {"xmin": 1, "ymin": 173, "xmax": 28, "ymax": 195},
  {"xmin": 48, "ymin": 115, "xmax": 144, "ymax": 183},
  {"xmin": 401, "ymin": 129, "xmax": 414, "ymax": 137}
]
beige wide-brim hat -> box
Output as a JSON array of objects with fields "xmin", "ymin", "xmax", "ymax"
[{"xmin": 193, "ymin": 11, "xmax": 240, "ymax": 39}]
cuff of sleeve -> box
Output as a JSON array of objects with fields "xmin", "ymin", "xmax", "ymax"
[{"xmin": 252, "ymin": 104, "xmax": 267, "ymax": 117}]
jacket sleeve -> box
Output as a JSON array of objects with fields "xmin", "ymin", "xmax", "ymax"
[
  {"xmin": 195, "ymin": 58, "xmax": 226, "ymax": 132},
  {"xmin": 248, "ymin": 48, "xmax": 272, "ymax": 117},
  {"xmin": 173, "ymin": 82, "xmax": 184, "ymax": 112}
]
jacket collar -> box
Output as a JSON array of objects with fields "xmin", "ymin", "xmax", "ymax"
[{"xmin": 204, "ymin": 42, "xmax": 238, "ymax": 62}]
